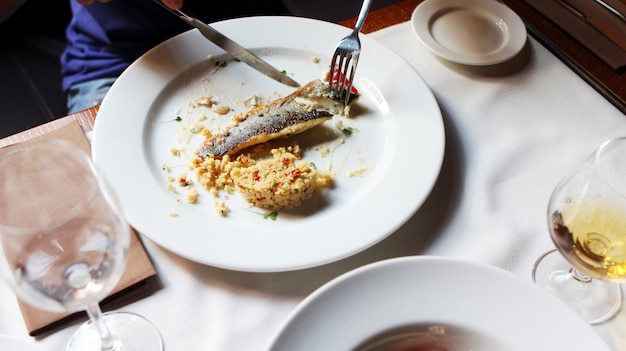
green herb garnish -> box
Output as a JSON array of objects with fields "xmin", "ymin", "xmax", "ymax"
[
  {"xmin": 263, "ymin": 212, "xmax": 278, "ymax": 220},
  {"xmin": 164, "ymin": 116, "xmax": 182, "ymax": 123}
]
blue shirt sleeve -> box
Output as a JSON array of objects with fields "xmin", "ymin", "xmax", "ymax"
[
  {"xmin": 61, "ymin": 0, "xmax": 186, "ymax": 91},
  {"xmin": 60, "ymin": 0, "xmax": 292, "ymax": 92}
]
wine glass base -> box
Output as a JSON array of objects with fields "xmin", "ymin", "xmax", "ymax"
[
  {"xmin": 532, "ymin": 250, "xmax": 622, "ymax": 325},
  {"xmin": 67, "ymin": 311, "xmax": 163, "ymax": 351}
]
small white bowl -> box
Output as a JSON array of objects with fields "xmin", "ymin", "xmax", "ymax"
[{"xmin": 411, "ymin": 0, "xmax": 527, "ymax": 65}]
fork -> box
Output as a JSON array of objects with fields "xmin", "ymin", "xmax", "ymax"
[{"xmin": 329, "ymin": 0, "xmax": 373, "ymax": 105}]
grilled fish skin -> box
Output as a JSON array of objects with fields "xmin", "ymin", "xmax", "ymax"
[{"xmin": 196, "ymin": 79, "xmax": 351, "ymax": 158}]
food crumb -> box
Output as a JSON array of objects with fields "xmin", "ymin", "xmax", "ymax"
[
  {"xmin": 168, "ymin": 211, "xmax": 178, "ymax": 217},
  {"xmin": 190, "ymin": 125, "xmax": 205, "ymax": 134},
  {"xmin": 347, "ymin": 168, "xmax": 369, "ymax": 177},
  {"xmin": 214, "ymin": 201, "xmax": 230, "ymax": 216},
  {"xmin": 318, "ymin": 144, "xmax": 330, "ymax": 157},
  {"xmin": 177, "ymin": 174, "xmax": 192, "ymax": 186},
  {"xmin": 211, "ymin": 104, "xmax": 230, "ymax": 115},
  {"xmin": 243, "ymin": 95, "xmax": 262, "ymax": 108},
  {"xmin": 322, "ymin": 70, "xmax": 331, "ymax": 82},
  {"xmin": 186, "ymin": 188, "xmax": 199, "ymax": 203},
  {"xmin": 193, "ymin": 95, "xmax": 213, "ymax": 107}
]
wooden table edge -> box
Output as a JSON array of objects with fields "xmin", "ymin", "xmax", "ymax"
[{"xmin": 340, "ymin": 0, "xmax": 625, "ymax": 114}]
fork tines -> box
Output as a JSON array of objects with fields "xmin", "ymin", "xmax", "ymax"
[{"xmin": 329, "ymin": 51, "xmax": 359, "ymax": 106}]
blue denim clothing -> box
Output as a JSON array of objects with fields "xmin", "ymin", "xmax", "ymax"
[
  {"xmin": 60, "ymin": 0, "xmax": 291, "ymax": 93},
  {"xmin": 61, "ymin": 0, "xmax": 290, "ymax": 114},
  {"xmin": 66, "ymin": 77, "xmax": 116, "ymax": 114},
  {"xmin": 61, "ymin": 0, "xmax": 185, "ymax": 92}
]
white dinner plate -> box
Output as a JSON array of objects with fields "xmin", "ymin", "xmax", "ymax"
[
  {"xmin": 267, "ymin": 256, "xmax": 612, "ymax": 350},
  {"xmin": 92, "ymin": 16, "xmax": 444, "ymax": 272},
  {"xmin": 411, "ymin": 0, "xmax": 527, "ymax": 65}
]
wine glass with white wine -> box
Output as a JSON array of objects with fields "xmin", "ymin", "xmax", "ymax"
[
  {"xmin": 0, "ymin": 140, "xmax": 162, "ymax": 350},
  {"xmin": 532, "ymin": 137, "xmax": 626, "ymax": 324}
]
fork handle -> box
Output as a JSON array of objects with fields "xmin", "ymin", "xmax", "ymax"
[{"xmin": 353, "ymin": 0, "xmax": 373, "ymax": 34}]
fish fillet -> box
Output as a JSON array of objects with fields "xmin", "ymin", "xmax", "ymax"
[{"xmin": 196, "ymin": 79, "xmax": 352, "ymax": 158}]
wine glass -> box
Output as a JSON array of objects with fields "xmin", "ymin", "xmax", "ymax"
[
  {"xmin": 532, "ymin": 137, "xmax": 626, "ymax": 324},
  {"xmin": 0, "ymin": 140, "xmax": 162, "ymax": 350}
]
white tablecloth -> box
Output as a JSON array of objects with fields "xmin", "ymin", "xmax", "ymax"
[{"xmin": 2, "ymin": 21, "xmax": 625, "ymax": 350}]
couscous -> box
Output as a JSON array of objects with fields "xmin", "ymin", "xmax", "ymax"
[{"xmin": 191, "ymin": 144, "xmax": 332, "ymax": 210}]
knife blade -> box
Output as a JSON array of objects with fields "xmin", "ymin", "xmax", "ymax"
[
  {"xmin": 153, "ymin": 1, "xmax": 300, "ymax": 87},
  {"xmin": 555, "ymin": 0, "xmax": 626, "ymax": 51}
]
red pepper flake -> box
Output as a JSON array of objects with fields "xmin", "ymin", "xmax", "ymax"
[
  {"xmin": 272, "ymin": 182, "xmax": 284, "ymax": 192},
  {"xmin": 282, "ymin": 158, "xmax": 291, "ymax": 168},
  {"xmin": 331, "ymin": 68, "xmax": 358, "ymax": 95},
  {"xmin": 177, "ymin": 176, "xmax": 190, "ymax": 186},
  {"xmin": 252, "ymin": 170, "xmax": 261, "ymax": 181},
  {"xmin": 289, "ymin": 169, "xmax": 301, "ymax": 179}
]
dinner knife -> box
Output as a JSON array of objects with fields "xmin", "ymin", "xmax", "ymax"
[
  {"xmin": 555, "ymin": 0, "xmax": 626, "ymax": 51},
  {"xmin": 153, "ymin": 1, "xmax": 300, "ymax": 87}
]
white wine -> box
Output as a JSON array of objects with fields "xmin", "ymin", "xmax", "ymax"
[{"xmin": 552, "ymin": 197, "xmax": 626, "ymax": 283}]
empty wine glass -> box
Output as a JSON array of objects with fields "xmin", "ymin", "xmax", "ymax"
[
  {"xmin": 0, "ymin": 140, "xmax": 162, "ymax": 350},
  {"xmin": 532, "ymin": 137, "xmax": 626, "ymax": 324}
]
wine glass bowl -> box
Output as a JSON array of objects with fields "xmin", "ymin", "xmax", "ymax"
[
  {"xmin": 0, "ymin": 143, "xmax": 128, "ymax": 313},
  {"xmin": 0, "ymin": 140, "xmax": 162, "ymax": 350},
  {"xmin": 533, "ymin": 137, "xmax": 626, "ymax": 324}
]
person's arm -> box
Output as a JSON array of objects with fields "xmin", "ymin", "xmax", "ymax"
[{"xmin": 0, "ymin": 0, "xmax": 26, "ymax": 23}]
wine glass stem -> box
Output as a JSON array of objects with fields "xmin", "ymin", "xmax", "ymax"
[
  {"xmin": 570, "ymin": 268, "xmax": 593, "ymax": 283},
  {"xmin": 86, "ymin": 303, "xmax": 117, "ymax": 351}
]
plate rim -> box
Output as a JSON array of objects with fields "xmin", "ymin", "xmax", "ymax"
[
  {"xmin": 411, "ymin": 0, "xmax": 527, "ymax": 65},
  {"xmin": 92, "ymin": 16, "xmax": 445, "ymax": 272}
]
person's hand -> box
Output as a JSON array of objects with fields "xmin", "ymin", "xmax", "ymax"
[{"xmin": 75, "ymin": 0, "xmax": 182, "ymax": 9}]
